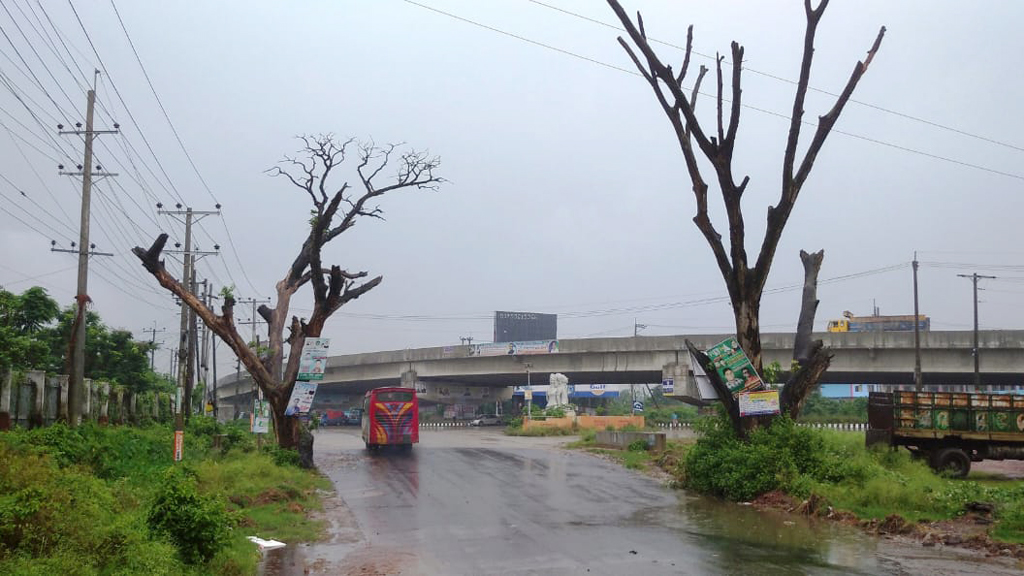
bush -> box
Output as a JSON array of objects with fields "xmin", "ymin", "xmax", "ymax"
[
  {"xmin": 627, "ymin": 438, "xmax": 650, "ymax": 452},
  {"xmin": 262, "ymin": 445, "xmax": 301, "ymax": 468},
  {"xmin": 147, "ymin": 467, "xmax": 233, "ymax": 564},
  {"xmin": 682, "ymin": 415, "xmax": 865, "ymax": 501}
]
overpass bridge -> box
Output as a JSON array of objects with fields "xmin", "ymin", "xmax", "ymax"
[{"xmin": 216, "ymin": 330, "xmax": 1024, "ymax": 412}]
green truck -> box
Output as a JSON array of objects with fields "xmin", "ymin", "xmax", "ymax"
[{"xmin": 867, "ymin": 390, "xmax": 1024, "ymax": 478}]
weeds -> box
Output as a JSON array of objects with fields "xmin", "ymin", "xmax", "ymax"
[{"xmin": 0, "ymin": 422, "xmax": 328, "ymax": 574}]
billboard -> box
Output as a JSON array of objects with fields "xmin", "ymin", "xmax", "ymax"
[
  {"xmin": 494, "ymin": 311, "xmax": 557, "ymax": 343},
  {"xmin": 469, "ymin": 340, "xmax": 559, "ymax": 357}
]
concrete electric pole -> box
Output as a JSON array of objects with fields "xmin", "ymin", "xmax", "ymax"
[
  {"xmin": 957, "ymin": 272, "xmax": 996, "ymax": 388},
  {"xmin": 55, "ymin": 72, "xmax": 118, "ymax": 426},
  {"xmin": 158, "ymin": 205, "xmax": 219, "ymax": 450}
]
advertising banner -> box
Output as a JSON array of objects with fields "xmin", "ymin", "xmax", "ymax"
[
  {"xmin": 468, "ymin": 340, "xmax": 559, "ymax": 357},
  {"xmin": 297, "ymin": 337, "xmax": 330, "ymax": 381},
  {"xmin": 284, "ymin": 381, "xmax": 319, "ymax": 416},
  {"xmin": 252, "ymin": 398, "xmax": 270, "ymax": 433},
  {"xmin": 739, "ymin": 390, "xmax": 781, "ymax": 417},
  {"xmin": 706, "ymin": 337, "xmax": 764, "ymax": 396}
]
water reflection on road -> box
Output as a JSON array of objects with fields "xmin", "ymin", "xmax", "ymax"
[{"xmin": 261, "ymin": 429, "xmax": 1022, "ymax": 575}]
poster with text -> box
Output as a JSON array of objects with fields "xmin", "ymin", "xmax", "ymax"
[
  {"xmin": 739, "ymin": 390, "xmax": 781, "ymax": 417},
  {"xmin": 285, "ymin": 381, "xmax": 319, "ymax": 416},
  {"xmin": 468, "ymin": 340, "xmax": 559, "ymax": 357},
  {"xmin": 298, "ymin": 337, "xmax": 330, "ymax": 381},
  {"xmin": 705, "ymin": 337, "xmax": 764, "ymax": 396},
  {"xmin": 252, "ymin": 398, "xmax": 270, "ymax": 433}
]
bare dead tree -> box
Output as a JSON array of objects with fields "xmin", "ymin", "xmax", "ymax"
[
  {"xmin": 134, "ymin": 135, "xmax": 442, "ymax": 448},
  {"xmin": 608, "ymin": 0, "xmax": 883, "ymax": 424}
]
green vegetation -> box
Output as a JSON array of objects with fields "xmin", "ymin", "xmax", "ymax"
[
  {"xmin": 796, "ymin": 392, "xmax": 868, "ymax": 424},
  {"xmin": 610, "ymin": 413, "xmax": 1024, "ymax": 544},
  {"xmin": 0, "ymin": 418, "xmax": 328, "ymax": 575},
  {"xmin": 0, "ymin": 285, "xmax": 173, "ymax": 393}
]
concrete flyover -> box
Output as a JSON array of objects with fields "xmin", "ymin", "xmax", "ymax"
[{"xmin": 216, "ymin": 330, "xmax": 1024, "ymax": 407}]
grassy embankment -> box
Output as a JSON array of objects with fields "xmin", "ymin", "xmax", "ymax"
[
  {"xmin": 571, "ymin": 416, "xmax": 1024, "ymax": 545},
  {"xmin": 0, "ymin": 419, "xmax": 329, "ymax": 575}
]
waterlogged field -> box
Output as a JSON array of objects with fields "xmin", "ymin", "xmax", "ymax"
[{"xmin": 0, "ymin": 420, "xmax": 328, "ymax": 575}]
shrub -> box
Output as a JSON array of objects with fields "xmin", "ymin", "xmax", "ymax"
[
  {"xmin": 147, "ymin": 467, "xmax": 232, "ymax": 564},
  {"xmin": 682, "ymin": 415, "xmax": 866, "ymax": 501},
  {"xmin": 627, "ymin": 438, "xmax": 650, "ymax": 452},
  {"xmin": 262, "ymin": 445, "xmax": 301, "ymax": 468}
]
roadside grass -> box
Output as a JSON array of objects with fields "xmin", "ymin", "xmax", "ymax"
[
  {"xmin": 0, "ymin": 420, "xmax": 329, "ymax": 575},
  {"xmin": 570, "ymin": 416, "xmax": 1024, "ymax": 545}
]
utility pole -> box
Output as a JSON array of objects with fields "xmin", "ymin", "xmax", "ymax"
[
  {"xmin": 913, "ymin": 254, "xmax": 922, "ymax": 391},
  {"xmin": 634, "ymin": 319, "xmax": 647, "ymax": 337},
  {"xmin": 146, "ymin": 324, "xmax": 166, "ymax": 371},
  {"xmin": 237, "ymin": 297, "xmax": 270, "ymax": 415},
  {"xmin": 459, "ymin": 336, "xmax": 474, "ymax": 346},
  {"xmin": 957, "ymin": 273, "xmax": 996, "ymax": 388},
  {"xmin": 237, "ymin": 297, "xmax": 271, "ymax": 349},
  {"xmin": 158, "ymin": 205, "xmax": 219, "ymax": 452},
  {"xmin": 199, "ymin": 280, "xmax": 211, "ymax": 416},
  {"xmin": 55, "ymin": 72, "xmax": 118, "ymax": 426}
]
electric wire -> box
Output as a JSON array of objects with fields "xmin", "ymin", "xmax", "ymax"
[
  {"xmin": 401, "ymin": 0, "xmax": 1024, "ymax": 182},
  {"xmin": 523, "ymin": 0, "xmax": 1024, "ymax": 154}
]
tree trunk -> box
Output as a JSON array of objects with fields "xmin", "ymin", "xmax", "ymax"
[
  {"xmin": 733, "ymin": 292, "xmax": 763, "ymax": 373},
  {"xmin": 793, "ymin": 250, "xmax": 824, "ymax": 363},
  {"xmin": 268, "ymin": 386, "xmax": 300, "ymax": 449},
  {"xmin": 780, "ymin": 341, "xmax": 833, "ymax": 418}
]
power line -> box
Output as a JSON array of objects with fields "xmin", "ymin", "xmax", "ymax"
[
  {"xmin": 66, "ymin": 0, "xmax": 187, "ymax": 205},
  {"xmin": 523, "ymin": 0, "xmax": 1024, "ymax": 154},
  {"xmin": 402, "ymin": 0, "xmax": 1024, "ymax": 182},
  {"xmin": 109, "ymin": 0, "xmax": 218, "ymax": 204}
]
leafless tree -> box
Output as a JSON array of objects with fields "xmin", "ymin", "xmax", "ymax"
[
  {"xmin": 607, "ymin": 0, "xmax": 884, "ymax": 430},
  {"xmin": 134, "ymin": 135, "xmax": 442, "ymax": 448}
]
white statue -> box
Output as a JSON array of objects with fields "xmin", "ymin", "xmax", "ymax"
[{"xmin": 548, "ymin": 373, "xmax": 570, "ymax": 408}]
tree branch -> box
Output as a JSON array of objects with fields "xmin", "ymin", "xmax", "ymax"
[{"xmin": 132, "ymin": 234, "xmax": 274, "ymax": 387}]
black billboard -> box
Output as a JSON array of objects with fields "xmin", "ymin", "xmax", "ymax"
[{"xmin": 494, "ymin": 311, "xmax": 557, "ymax": 343}]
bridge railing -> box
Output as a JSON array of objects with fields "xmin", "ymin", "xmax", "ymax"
[{"xmin": 421, "ymin": 421, "xmax": 472, "ymax": 428}]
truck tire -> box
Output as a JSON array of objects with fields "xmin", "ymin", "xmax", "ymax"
[{"xmin": 931, "ymin": 448, "xmax": 971, "ymax": 478}]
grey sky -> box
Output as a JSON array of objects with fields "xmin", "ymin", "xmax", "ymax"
[{"xmin": 1, "ymin": 0, "xmax": 1021, "ymax": 378}]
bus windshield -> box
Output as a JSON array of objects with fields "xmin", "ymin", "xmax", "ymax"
[{"xmin": 376, "ymin": 390, "xmax": 415, "ymax": 402}]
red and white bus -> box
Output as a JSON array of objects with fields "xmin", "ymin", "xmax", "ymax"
[{"xmin": 361, "ymin": 387, "xmax": 419, "ymax": 450}]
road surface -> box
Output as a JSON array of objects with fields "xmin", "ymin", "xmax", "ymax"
[{"xmin": 262, "ymin": 428, "xmax": 1021, "ymax": 575}]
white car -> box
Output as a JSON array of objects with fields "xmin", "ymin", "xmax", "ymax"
[{"xmin": 470, "ymin": 415, "xmax": 502, "ymax": 426}]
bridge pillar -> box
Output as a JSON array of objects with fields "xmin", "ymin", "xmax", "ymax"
[
  {"xmin": 401, "ymin": 369, "xmax": 417, "ymax": 389},
  {"xmin": 662, "ymin": 356, "xmax": 716, "ymax": 404}
]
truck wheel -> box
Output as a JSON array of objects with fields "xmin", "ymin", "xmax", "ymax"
[{"xmin": 931, "ymin": 448, "xmax": 971, "ymax": 478}]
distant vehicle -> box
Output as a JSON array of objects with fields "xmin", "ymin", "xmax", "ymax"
[
  {"xmin": 470, "ymin": 414, "xmax": 502, "ymax": 426},
  {"xmin": 827, "ymin": 310, "xmax": 929, "ymax": 333},
  {"xmin": 362, "ymin": 387, "xmax": 419, "ymax": 450},
  {"xmin": 343, "ymin": 408, "xmax": 364, "ymax": 425},
  {"xmin": 867, "ymin": 391, "xmax": 1024, "ymax": 478}
]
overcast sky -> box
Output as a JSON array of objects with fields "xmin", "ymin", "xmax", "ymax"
[{"xmin": 1, "ymin": 0, "xmax": 1022, "ymax": 377}]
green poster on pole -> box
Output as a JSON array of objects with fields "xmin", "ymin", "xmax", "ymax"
[{"xmin": 706, "ymin": 337, "xmax": 764, "ymax": 396}]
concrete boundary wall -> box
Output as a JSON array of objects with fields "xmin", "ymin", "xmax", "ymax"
[{"xmin": 595, "ymin": 430, "xmax": 667, "ymax": 452}]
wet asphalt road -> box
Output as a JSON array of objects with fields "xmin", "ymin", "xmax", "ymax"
[{"xmin": 263, "ymin": 428, "xmax": 1022, "ymax": 576}]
